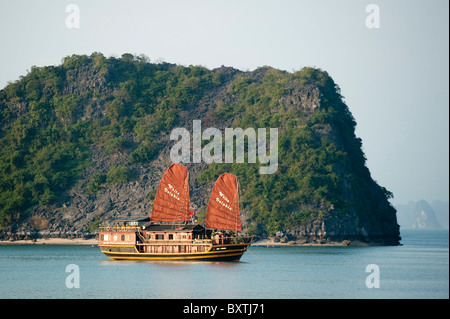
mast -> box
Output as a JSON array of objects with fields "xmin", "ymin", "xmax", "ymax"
[{"xmin": 236, "ymin": 179, "xmax": 240, "ymax": 233}]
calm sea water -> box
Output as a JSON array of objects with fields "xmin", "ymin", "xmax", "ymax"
[{"xmin": 0, "ymin": 229, "xmax": 448, "ymax": 299}]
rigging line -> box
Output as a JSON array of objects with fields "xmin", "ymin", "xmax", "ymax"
[{"xmin": 247, "ymin": 247, "xmax": 266, "ymax": 262}]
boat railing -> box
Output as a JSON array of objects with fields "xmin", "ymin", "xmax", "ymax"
[
  {"xmin": 136, "ymin": 237, "xmax": 252, "ymax": 245},
  {"xmin": 237, "ymin": 236, "xmax": 254, "ymax": 244},
  {"xmin": 213, "ymin": 235, "xmax": 254, "ymax": 245},
  {"xmin": 137, "ymin": 238, "xmax": 213, "ymax": 244},
  {"xmin": 99, "ymin": 226, "xmax": 142, "ymax": 232}
]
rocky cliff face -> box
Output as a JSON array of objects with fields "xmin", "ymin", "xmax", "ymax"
[{"xmin": 0, "ymin": 54, "xmax": 400, "ymax": 245}]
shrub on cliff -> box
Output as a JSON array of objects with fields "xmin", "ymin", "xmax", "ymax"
[{"xmin": 106, "ymin": 165, "xmax": 131, "ymax": 186}]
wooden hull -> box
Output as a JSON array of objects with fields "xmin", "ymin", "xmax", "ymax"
[{"xmin": 99, "ymin": 243, "xmax": 250, "ymax": 261}]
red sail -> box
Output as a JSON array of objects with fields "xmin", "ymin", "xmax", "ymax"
[
  {"xmin": 150, "ymin": 164, "xmax": 191, "ymax": 222},
  {"xmin": 205, "ymin": 173, "xmax": 241, "ymax": 231}
]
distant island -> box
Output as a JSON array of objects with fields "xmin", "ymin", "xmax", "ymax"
[
  {"xmin": 0, "ymin": 53, "xmax": 400, "ymax": 245},
  {"xmin": 396, "ymin": 200, "xmax": 449, "ymax": 230}
]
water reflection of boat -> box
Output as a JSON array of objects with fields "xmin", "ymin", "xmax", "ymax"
[{"xmin": 99, "ymin": 164, "xmax": 252, "ymax": 261}]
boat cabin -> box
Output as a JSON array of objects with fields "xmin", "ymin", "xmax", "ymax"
[
  {"xmin": 99, "ymin": 219, "xmax": 213, "ymax": 251},
  {"xmin": 140, "ymin": 224, "xmax": 210, "ymax": 241}
]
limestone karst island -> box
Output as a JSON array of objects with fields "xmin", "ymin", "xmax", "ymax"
[{"xmin": 0, "ymin": 53, "xmax": 400, "ymax": 246}]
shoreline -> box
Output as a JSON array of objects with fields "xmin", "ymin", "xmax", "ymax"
[
  {"xmin": 250, "ymin": 239, "xmax": 370, "ymax": 247},
  {"xmin": 0, "ymin": 238, "xmax": 352, "ymax": 246},
  {"xmin": 0, "ymin": 238, "xmax": 98, "ymax": 245},
  {"xmin": 0, "ymin": 237, "xmax": 385, "ymax": 247}
]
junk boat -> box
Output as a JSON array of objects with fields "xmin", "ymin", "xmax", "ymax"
[{"xmin": 98, "ymin": 164, "xmax": 252, "ymax": 261}]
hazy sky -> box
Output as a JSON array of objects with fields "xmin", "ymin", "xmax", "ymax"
[{"xmin": 0, "ymin": 0, "xmax": 448, "ymax": 204}]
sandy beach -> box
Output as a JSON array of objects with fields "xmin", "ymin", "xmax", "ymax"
[{"xmin": 0, "ymin": 238, "xmax": 98, "ymax": 245}]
